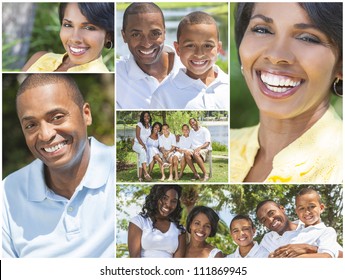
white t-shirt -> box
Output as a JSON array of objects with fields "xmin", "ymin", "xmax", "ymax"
[
  {"xmin": 134, "ymin": 122, "xmax": 151, "ymax": 144},
  {"xmin": 177, "ymin": 135, "xmax": 192, "ymax": 150},
  {"xmin": 116, "ymin": 45, "xmax": 182, "ymax": 109},
  {"xmin": 130, "ymin": 215, "xmax": 181, "ymax": 258},
  {"xmin": 226, "ymin": 242, "xmax": 269, "ymax": 258},
  {"xmin": 159, "ymin": 133, "xmax": 176, "ymax": 150},
  {"xmin": 150, "ymin": 65, "xmax": 229, "ymax": 109},
  {"xmin": 190, "ymin": 126, "xmax": 212, "ymax": 150},
  {"xmin": 208, "ymin": 247, "xmax": 222, "ymax": 258}
]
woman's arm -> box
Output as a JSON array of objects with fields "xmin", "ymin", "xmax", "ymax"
[
  {"xmin": 127, "ymin": 222, "xmax": 142, "ymax": 258},
  {"xmin": 135, "ymin": 125, "xmax": 146, "ymax": 150},
  {"xmin": 173, "ymin": 233, "xmax": 186, "ymax": 258},
  {"xmin": 21, "ymin": 51, "xmax": 48, "ymax": 71}
]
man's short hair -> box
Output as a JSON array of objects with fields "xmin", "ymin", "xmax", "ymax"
[
  {"xmin": 177, "ymin": 11, "xmax": 219, "ymax": 42},
  {"xmin": 16, "ymin": 74, "xmax": 85, "ymax": 112},
  {"xmin": 255, "ymin": 199, "xmax": 281, "ymax": 215},
  {"xmin": 230, "ymin": 214, "xmax": 255, "ymax": 230},
  {"xmin": 122, "ymin": 2, "xmax": 165, "ymax": 31}
]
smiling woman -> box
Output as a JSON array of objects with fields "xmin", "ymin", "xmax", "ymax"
[
  {"xmin": 127, "ymin": 184, "xmax": 186, "ymax": 258},
  {"xmin": 230, "ymin": 2, "xmax": 343, "ymax": 183},
  {"xmin": 22, "ymin": 2, "xmax": 114, "ymax": 72}
]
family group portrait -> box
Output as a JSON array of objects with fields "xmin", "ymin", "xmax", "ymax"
[
  {"xmin": 116, "ymin": 184, "xmax": 343, "ymax": 258},
  {"xmin": 116, "ymin": 111, "xmax": 228, "ymax": 182}
]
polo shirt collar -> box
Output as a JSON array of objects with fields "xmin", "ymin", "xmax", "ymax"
[
  {"xmin": 173, "ymin": 65, "xmax": 227, "ymax": 90},
  {"xmin": 27, "ymin": 137, "xmax": 112, "ymax": 201}
]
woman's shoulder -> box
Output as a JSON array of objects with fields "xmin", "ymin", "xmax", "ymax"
[
  {"xmin": 130, "ymin": 214, "xmax": 151, "ymax": 229},
  {"xmin": 21, "ymin": 51, "xmax": 49, "ymax": 71}
]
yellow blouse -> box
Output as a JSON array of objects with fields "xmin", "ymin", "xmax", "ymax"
[
  {"xmin": 26, "ymin": 53, "xmax": 109, "ymax": 73},
  {"xmin": 230, "ymin": 106, "xmax": 343, "ymax": 183}
]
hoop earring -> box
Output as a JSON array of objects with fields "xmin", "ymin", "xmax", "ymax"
[
  {"xmin": 106, "ymin": 41, "xmax": 113, "ymax": 49},
  {"xmin": 333, "ymin": 77, "xmax": 342, "ymax": 97}
]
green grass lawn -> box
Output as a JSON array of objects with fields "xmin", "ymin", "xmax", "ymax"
[{"xmin": 116, "ymin": 151, "xmax": 228, "ymax": 183}]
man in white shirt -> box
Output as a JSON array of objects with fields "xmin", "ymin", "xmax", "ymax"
[
  {"xmin": 116, "ymin": 2, "xmax": 182, "ymax": 109},
  {"xmin": 185, "ymin": 118, "xmax": 211, "ymax": 181},
  {"xmin": 256, "ymin": 200, "xmax": 343, "ymax": 258}
]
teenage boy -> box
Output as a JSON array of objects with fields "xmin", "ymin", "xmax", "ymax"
[
  {"xmin": 150, "ymin": 11, "xmax": 229, "ymax": 109},
  {"xmin": 227, "ymin": 215, "xmax": 269, "ymax": 258},
  {"xmin": 175, "ymin": 124, "xmax": 193, "ymax": 179},
  {"xmin": 159, "ymin": 124, "xmax": 178, "ymax": 181},
  {"xmin": 116, "ymin": 2, "xmax": 182, "ymax": 109}
]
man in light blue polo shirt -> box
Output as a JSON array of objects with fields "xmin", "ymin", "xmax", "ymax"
[{"xmin": 2, "ymin": 74, "xmax": 114, "ymax": 257}]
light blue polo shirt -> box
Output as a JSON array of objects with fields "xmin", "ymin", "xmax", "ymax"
[{"xmin": 2, "ymin": 137, "xmax": 115, "ymax": 258}]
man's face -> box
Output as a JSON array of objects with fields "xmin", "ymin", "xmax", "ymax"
[
  {"xmin": 256, "ymin": 202, "xmax": 290, "ymax": 235},
  {"xmin": 17, "ymin": 82, "xmax": 92, "ymax": 171},
  {"xmin": 189, "ymin": 119, "xmax": 198, "ymax": 131},
  {"xmin": 121, "ymin": 12, "xmax": 165, "ymax": 69}
]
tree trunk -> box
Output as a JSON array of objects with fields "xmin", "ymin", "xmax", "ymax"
[{"xmin": 2, "ymin": 3, "xmax": 36, "ymax": 70}]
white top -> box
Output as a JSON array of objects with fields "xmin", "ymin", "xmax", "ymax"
[
  {"xmin": 177, "ymin": 135, "xmax": 192, "ymax": 150},
  {"xmin": 130, "ymin": 215, "xmax": 181, "ymax": 258},
  {"xmin": 134, "ymin": 122, "xmax": 151, "ymax": 144},
  {"xmin": 208, "ymin": 247, "xmax": 222, "ymax": 258},
  {"xmin": 226, "ymin": 242, "xmax": 269, "ymax": 258},
  {"xmin": 116, "ymin": 45, "xmax": 182, "ymax": 109},
  {"xmin": 190, "ymin": 126, "xmax": 212, "ymax": 150},
  {"xmin": 150, "ymin": 65, "xmax": 229, "ymax": 109},
  {"xmin": 159, "ymin": 133, "xmax": 177, "ymax": 150},
  {"xmin": 261, "ymin": 221, "xmax": 340, "ymax": 257},
  {"xmin": 2, "ymin": 137, "xmax": 115, "ymax": 258}
]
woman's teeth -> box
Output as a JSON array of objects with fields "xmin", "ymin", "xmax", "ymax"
[{"xmin": 261, "ymin": 72, "xmax": 301, "ymax": 93}]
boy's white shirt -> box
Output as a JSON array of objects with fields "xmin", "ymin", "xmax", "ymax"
[{"xmin": 226, "ymin": 241, "xmax": 269, "ymax": 258}]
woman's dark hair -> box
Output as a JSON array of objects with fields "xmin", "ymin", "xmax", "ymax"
[
  {"xmin": 139, "ymin": 111, "xmax": 152, "ymax": 127},
  {"xmin": 151, "ymin": 122, "xmax": 162, "ymax": 134},
  {"xmin": 140, "ymin": 185, "xmax": 185, "ymax": 233},
  {"xmin": 59, "ymin": 2, "xmax": 114, "ymax": 49},
  {"xmin": 234, "ymin": 2, "xmax": 343, "ymax": 95},
  {"xmin": 186, "ymin": 206, "xmax": 219, "ymax": 237}
]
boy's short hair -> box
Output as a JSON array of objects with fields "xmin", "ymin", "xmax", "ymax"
[
  {"xmin": 296, "ymin": 187, "xmax": 322, "ymax": 204},
  {"xmin": 186, "ymin": 206, "xmax": 219, "ymax": 237},
  {"xmin": 181, "ymin": 124, "xmax": 189, "ymax": 130},
  {"xmin": 162, "ymin": 123, "xmax": 169, "ymax": 128},
  {"xmin": 122, "ymin": 2, "xmax": 165, "ymax": 31},
  {"xmin": 176, "ymin": 11, "xmax": 219, "ymax": 42},
  {"xmin": 17, "ymin": 74, "xmax": 84, "ymax": 112},
  {"xmin": 230, "ymin": 214, "xmax": 254, "ymax": 230}
]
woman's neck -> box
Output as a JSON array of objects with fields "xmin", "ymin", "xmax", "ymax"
[{"xmin": 258, "ymin": 103, "xmax": 329, "ymax": 160}]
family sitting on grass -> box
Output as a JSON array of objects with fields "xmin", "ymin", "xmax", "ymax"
[{"xmin": 133, "ymin": 111, "xmax": 211, "ymax": 182}]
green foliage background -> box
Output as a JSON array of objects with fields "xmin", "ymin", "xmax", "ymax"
[
  {"xmin": 116, "ymin": 184, "xmax": 343, "ymax": 258},
  {"xmin": 2, "ymin": 74, "xmax": 114, "ymax": 178}
]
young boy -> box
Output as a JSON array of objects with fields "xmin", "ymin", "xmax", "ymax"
[
  {"xmin": 269, "ymin": 188, "xmax": 340, "ymax": 258},
  {"xmin": 158, "ymin": 124, "xmax": 178, "ymax": 181},
  {"xmin": 175, "ymin": 124, "xmax": 193, "ymax": 179},
  {"xmin": 227, "ymin": 215, "xmax": 269, "ymax": 258},
  {"xmin": 150, "ymin": 11, "xmax": 229, "ymax": 109}
]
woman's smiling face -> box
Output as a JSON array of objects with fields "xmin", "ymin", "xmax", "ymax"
[
  {"xmin": 59, "ymin": 3, "xmax": 107, "ymax": 66},
  {"xmin": 239, "ymin": 3, "xmax": 341, "ymax": 119}
]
